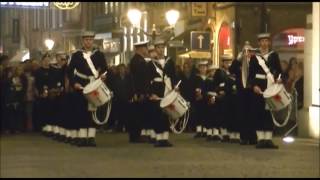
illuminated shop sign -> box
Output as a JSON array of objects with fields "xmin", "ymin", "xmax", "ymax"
[
  {"xmin": 287, "ymin": 35, "xmax": 305, "ymax": 46},
  {"xmin": 0, "ymin": 2, "xmax": 49, "ymax": 7},
  {"xmin": 53, "ymin": 2, "xmax": 79, "ymax": 10}
]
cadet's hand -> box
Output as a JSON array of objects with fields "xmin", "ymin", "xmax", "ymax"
[
  {"xmin": 138, "ymin": 94, "xmax": 145, "ymax": 102},
  {"xmin": 219, "ymin": 91, "xmax": 225, "ymax": 96},
  {"xmin": 209, "ymin": 97, "xmax": 216, "ymax": 104},
  {"xmin": 150, "ymin": 94, "xmax": 161, "ymax": 101},
  {"xmin": 253, "ymin": 86, "xmax": 263, "ymax": 94},
  {"xmin": 276, "ymin": 78, "xmax": 282, "ymax": 84},
  {"xmin": 74, "ymin": 83, "xmax": 84, "ymax": 91},
  {"xmin": 100, "ymin": 74, "xmax": 106, "ymax": 81}
]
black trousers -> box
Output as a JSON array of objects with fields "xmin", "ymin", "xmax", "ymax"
[
  {"xmin": 127, "ymin": 101, "xmax": 143, "ymax": 141},
  {"xmin": 113, "ymin": 99, "xmax": 130, "ymax": 131},
  {"xmin": 2, "ymin": 103, "xmax": 24, "ymax": 132},
  {"xmin": 150, "ymin": 100, "xmax": 169, "ymax": 134},
  {"xmin": 250, "ymin": 92, "xmax": 273, "ymax": 131},
  {"xmin": 71, "ymin": 91, "xmax": 95, "ymax": 129},
  {"xmin": 194, "ymin": 100, "xmax": 206, "ymax": 128},
  {"xmin": 225, "ymin": 94, "xmax": 240, "ymax": 132}
]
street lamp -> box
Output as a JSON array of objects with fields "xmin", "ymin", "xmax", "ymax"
[
  {"xmin": 44, "ymin": 38, "xmax": 55, "ymax": 50},
  {"xmin": 127, "ymin": 9, "xmax": 142, "ymax": 28},
  {"xmin": 127, "ymin": 8, "xmax": 180, "ymax": 41},
  {"xmin": 165, "ymin": 9, "xmax": 180, "ymax": 27}
]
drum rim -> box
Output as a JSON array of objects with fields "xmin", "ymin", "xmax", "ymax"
[
  {"xmin": 263, "ymin": 83, "xmax": 283, "ymax": 98},
  {"xmin": 160, "ymin": 91, "xmax": 178, "ymax": 108},
  {"xmin": 83, "ymin": 79, "xmax": 103, "ymax": 94}
]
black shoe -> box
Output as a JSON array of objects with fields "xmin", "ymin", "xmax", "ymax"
[
  {"xmin": 154, "ymin": 140, "xmax": 173, "ymax": 148},
  {"xmin": 240, "ymin": 139, "xmax": 249, "ymax": 145},
  {"xmin": 77, "ymin": 139, "xmax": 88, "ymax": 147},
  {"xmin": 58, "ymin": 135, "xmax": 66, "ymax": 142},
  {"xmin": 221, "ymin": 135, "xmax": 230, "ymax": 143},
  {"xmin": 256, "ymin": 140, "xmax": 266, "ymax": 149},
  {"xmin": 129, "ymin": 137, "xmax": 145, "ymax": 143},
  {"xmin": 201, "ymin": 132, "xmax": 207, "ymax": 138},
  {"xmin": 193, "ymin": 133, "xmax": 202, "ymax": 138},
  {"xmin": 212, "ymin": 135, "xmax": 222, "ymax": 142},
  {"xmin": 87, "ymin": 138, "xmax": 97, "ymax": 147},
  {"xmin": 64, "ymin": 137, "xmax": 71, "ymax": 144},
  {"xmin": 206, "ymin": 136, "xmax": 214, "ymax": 141},
  {"xmin": 149, "ymin": 138, "xmax": 156, "ymax": 144},
  {"xmin": 163, "ymin": 140, "xmax": 173, "ymax": 147},
  {"xmin": 70, "ymin": 138, "xmax": 79, "ymax": 146},
  {"xmin": 264, "ymin": 140, "xmax": 279, "ymax": 149},
  {"xmin": 249, "ymin": 139, "xmax": 258, "ymax": 145},
  {"xmin": 140, "ymin": 135, "xmax": 149, "ymax": 143},
  {"xmin": 51, "ymin": 134, "xmax": 59, "ymax": 140},
  {"xmin": 47, "ymin": 132, "xmax": 55, "ymax": 138},
  {"xmin": 230, "ymin": 139, "xmax": 240, "ymax": 144}
]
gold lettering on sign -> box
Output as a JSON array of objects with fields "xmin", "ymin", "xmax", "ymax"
[
  {"xmin": 53, "ymin": 2, "xmax": 80, "ymax": 10},
  {"xmin": 192, "ymin": 2, "xmax": 207, "ymax": 17}
]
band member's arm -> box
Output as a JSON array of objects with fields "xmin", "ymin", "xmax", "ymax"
[
  {"xmin": 66, "ymin": 53, "xmax": 82, "ymax": 90},
  {"xmin": 130, "ymin": 59, "xmax": 147, "ymax": 98},
  {"xmin": 98, "ymin": 52, "xmax": 107, "ymax": 80},
  {"xmin": 248, "ymin": 57, "xmax": 262, "ymax": 94},
  {"xmin": 271, "ymin": 53, "xmax": 282, "ymax": 83}
]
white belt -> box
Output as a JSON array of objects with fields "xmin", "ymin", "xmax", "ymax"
[
  {"xmin": 255, "ymin": 74, "xmax": 266, "ymax": 80},
  {"xmin": 74, "ymin": 69, "xmax": 94, "ymax": 81},
  {"xmin": 153, "ymin": 77, "xmax": 163, "ymax": 82},
  {"xmin": 207, "ymin": 91, "xmax": 217, "ymax": 97}
]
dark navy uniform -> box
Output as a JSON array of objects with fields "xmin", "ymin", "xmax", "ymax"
[
  {"xmin": 248, "ymin": 49, "xmax": 282, "ymax": 148},
  {"xmin": 211, "ymin": 67, "xmax": 229, "ymax": 141},
  {"xmin": 147, "ymin": 60, "xmax": 173, "ymax": 147},
  {"xmin": 34, "ymin": 66, "xmax": 53, "ymax": 135},
  {"xmin": 193, "ymin": 74, "xmax": 210, "ymax": 138},
  {"xmin": 229, "ymin": 58, "xmax": 257, "ymax": 145},
  {"xmin": 67, "ymin": 48, "xmax": 107, "ymax": 147},
  {"xmin": 128, "ymin": 53, "xmax": 149, "ymax": 143},
  {"xmin": 48, "ymin": 63, "xmax": 66, "ymax": 141}
]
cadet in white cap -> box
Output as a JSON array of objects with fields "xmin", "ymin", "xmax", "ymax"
[
  {"xmin": 193, "ymin": 60, "xmax": 210, "ymax": 138},
  {"xmin": 248, "ymin": 33, "xmax": 282, "ymax": 149},
  {"xmin": 67, "ymin": 30, "xmax": 107, "ymax": 147},
  {"xmin": 231, "ymin": 41, "xmax": 258, "ymax": 145},
  {"xmin": 127, "ymin": 39, "xmax": 150, "ymax": 143},
  {"xmin": 208, "ymin": 55, "xmax": 233, "ymax": 142},
  {"xmin": 146, "ymin": 45, "xmax": 175, "ymax": 147}
]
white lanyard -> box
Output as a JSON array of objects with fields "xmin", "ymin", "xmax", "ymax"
[
  {"xmin": 256, "ymin": 55, "xmax": 275, "ymax": 87},
  {"xmin": 83, "ymin": 51, "xmax": 99, "ymax": 79}
]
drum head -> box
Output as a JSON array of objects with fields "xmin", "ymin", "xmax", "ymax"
[
  {"xmin": 160, "ymin": 91, "xmax": 178, "ymax": 108},
  {"xmin": 83, "ymin": 79, "xmax": 102, "ymax": 94},
  {"xmin": 263, "ymin": 83, "xmax": 283, "ymax": 98}
]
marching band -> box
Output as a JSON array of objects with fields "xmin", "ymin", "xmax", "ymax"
[{"xmin": 29, "ymin": 31, "xmax": 286, "ymax": 149}]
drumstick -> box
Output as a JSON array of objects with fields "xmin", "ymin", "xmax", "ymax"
[
  {"xmin": 102, "ymin": 71, "xmax": 108, "ymax": 76},
  {"xmin": 174, "ymin": 80, "xmax": 182, "ymax": 90}
]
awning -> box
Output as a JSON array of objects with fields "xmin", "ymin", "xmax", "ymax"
[{"xmin": 178, "ymin": 51, "xmax": 211, "ymax": 59}]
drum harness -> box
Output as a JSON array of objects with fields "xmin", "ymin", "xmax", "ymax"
[
  {"xmin": 73, "ymin": 50, "xmax": 112, "ymax": 125},
  {"xmin": 256, "ymin": 54, "xmax": 292, "ymax": 127},
  {"xmin": 151, "ymin": 61, "xmax": 190, "ymax": 134}
]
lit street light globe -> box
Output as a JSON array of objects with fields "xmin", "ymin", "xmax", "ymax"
[
  {"xmin": 44, "ymin": 39, "xmax": 55, "ymax": 50},
  {"xmin": 127, "ymin": 9, "xmax": 142, "ymax": 28},
  {"xmin": 166, "ymin": 9, "xmax": 180, "ymax": 27}
]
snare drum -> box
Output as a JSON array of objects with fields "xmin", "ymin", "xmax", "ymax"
[
  {"xmin": 263, "ymin": 83, "xmax": 291, "ymax": 111},
  {"xmin": 83, "ymin": 78, "xmax": 112, "ymax": 107},
  {"xmin": 160, "ymin": 90, "xmax": 190, "ymax": 120}
]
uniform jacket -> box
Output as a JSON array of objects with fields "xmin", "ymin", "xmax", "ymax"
[{"xmin": 248, "ymin": 51, "xmax": 282, "ymax": 91}]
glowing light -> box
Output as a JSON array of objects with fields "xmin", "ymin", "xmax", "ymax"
[
  {"xmin": 127, "ymin": 9, "xmax": 142, "ymax": 28},
  {"xmin": 165, "ymin": 9, "xmax": 180, "ymax": 27},
  {"xmin": 53, "ymin": 2, "xmax": 79, "ymax": 10},
  {"xmin": 283, "ymin": 136, "xmax": 295, "ymax": 143},
  {"xmin": 44, "ymin": 39, "xmax": 55, "ymax": 50}
]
